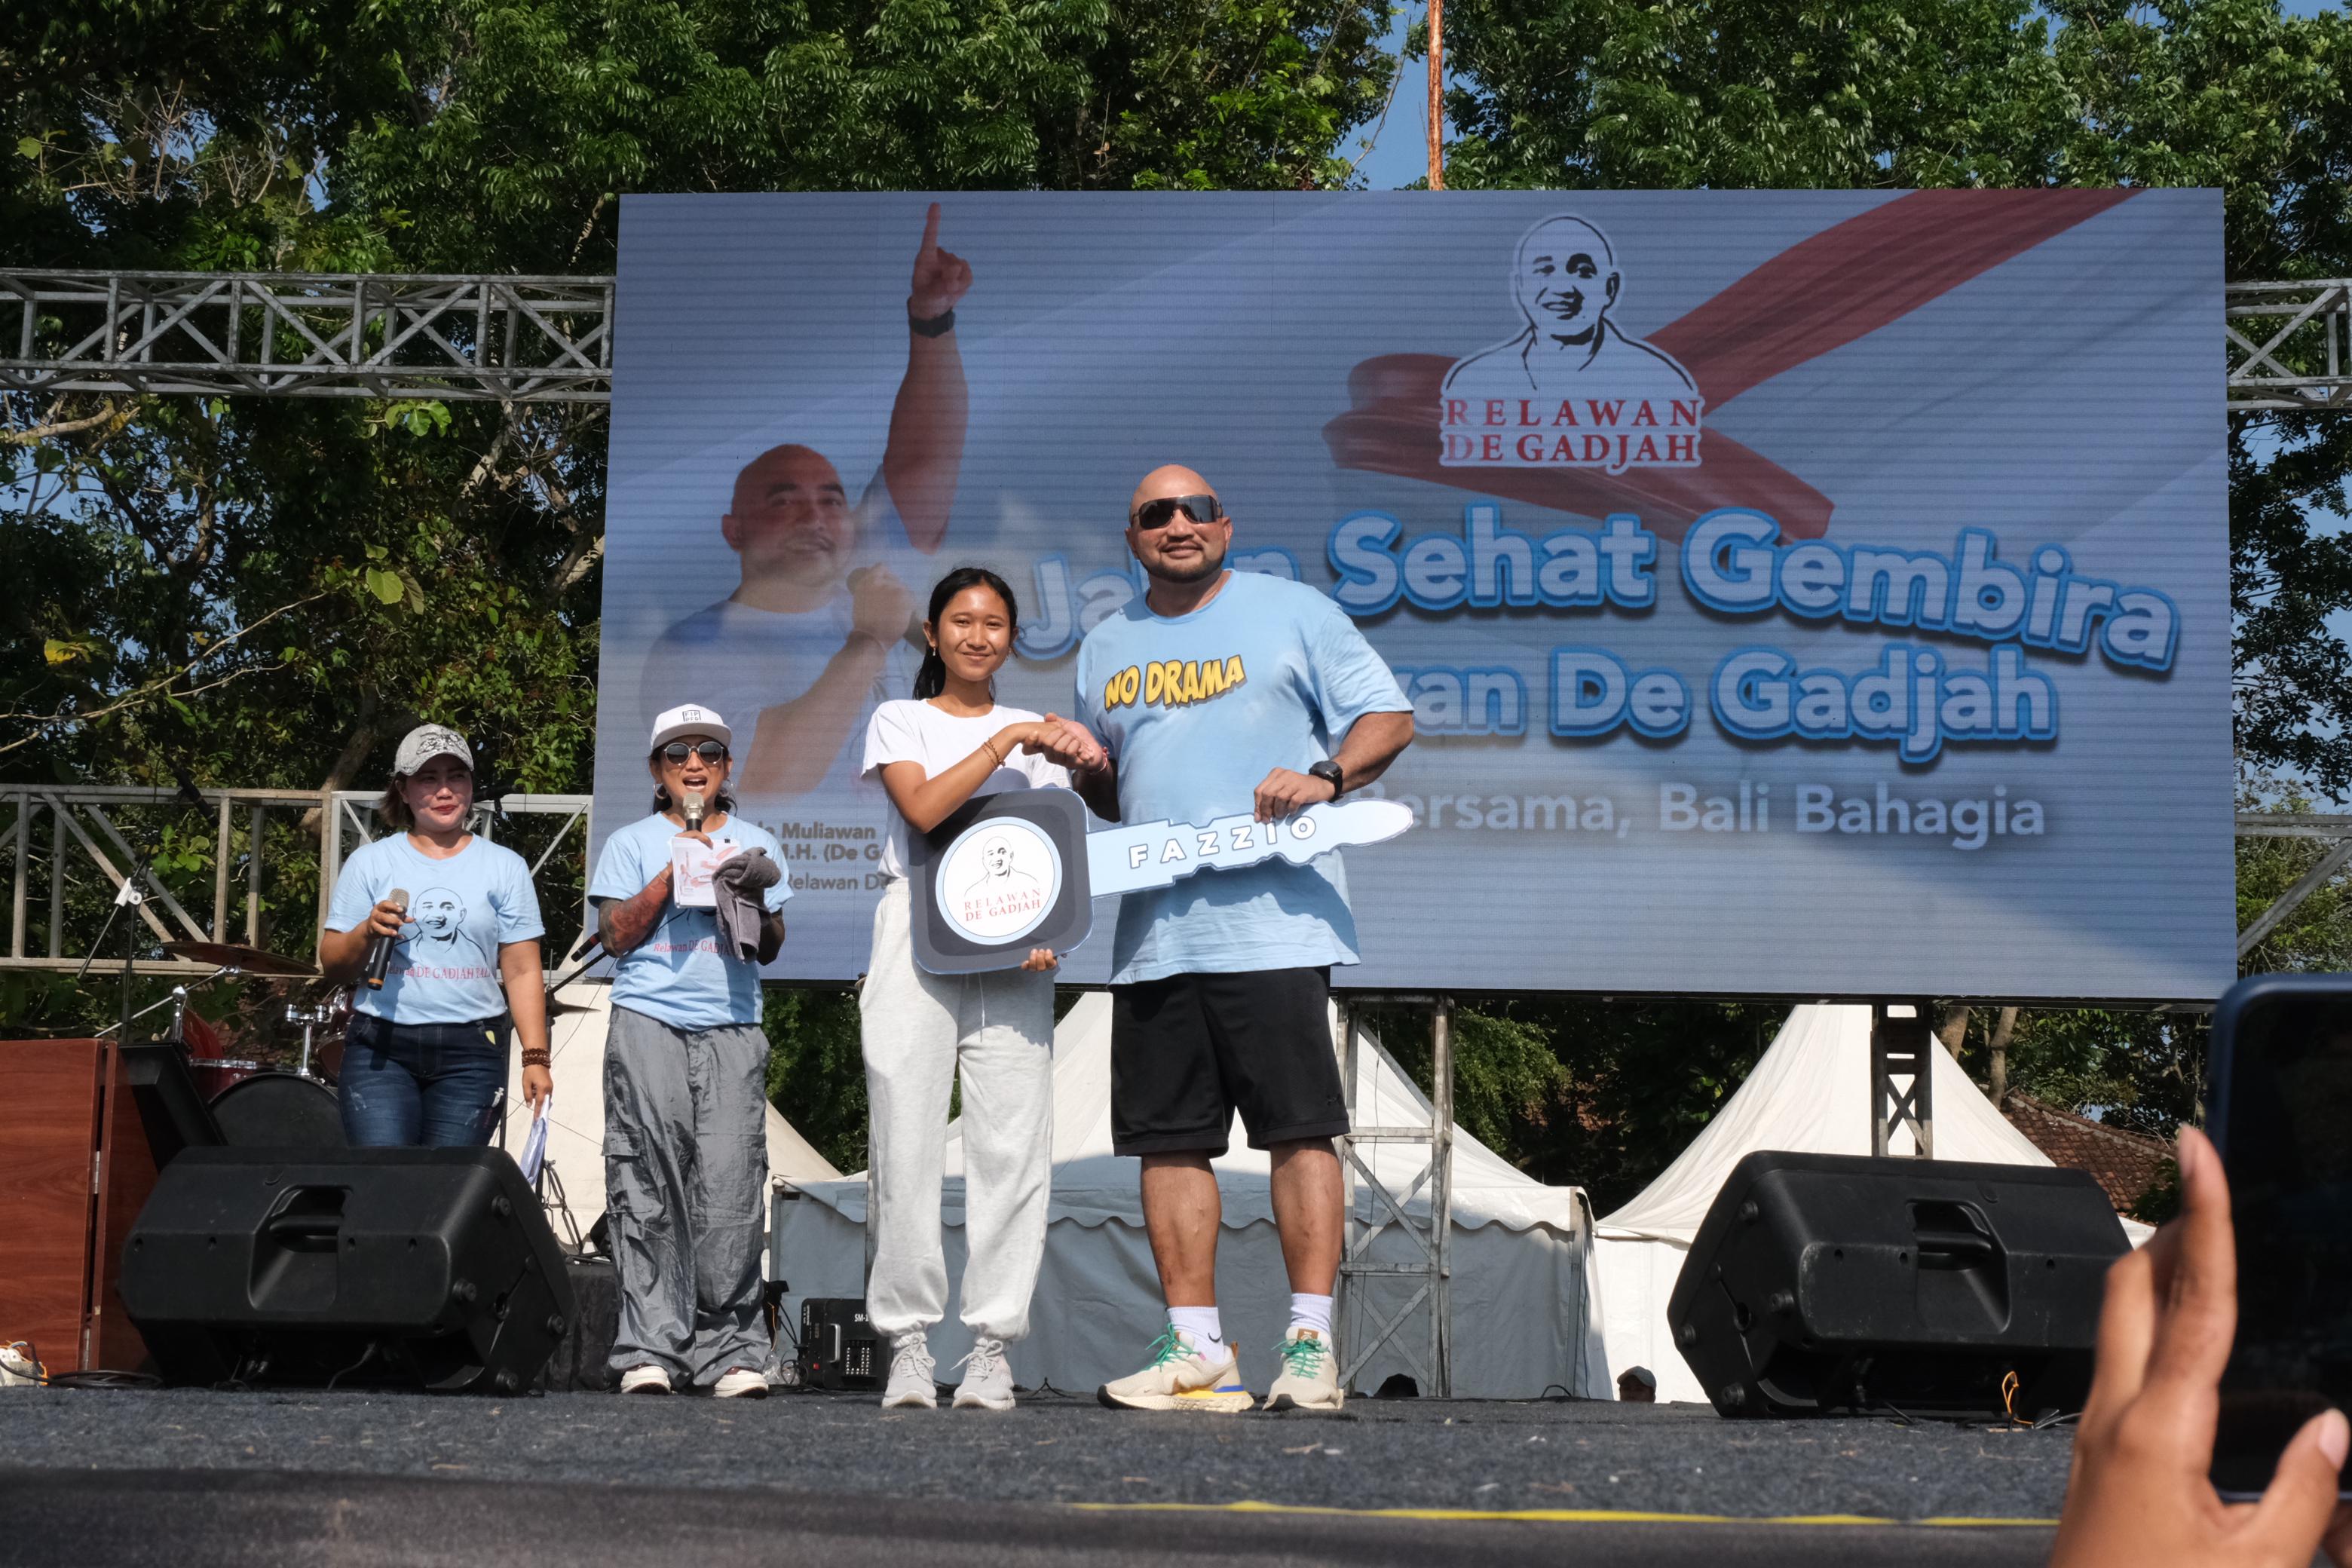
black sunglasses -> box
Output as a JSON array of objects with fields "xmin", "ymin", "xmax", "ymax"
[
  {"xmin": 657, "ymin": 740, "xmax": 729, "ymax": 765},
  {"xmin": 1129, "ymin": 493, "xmax": 1225, "ymax": 530}
]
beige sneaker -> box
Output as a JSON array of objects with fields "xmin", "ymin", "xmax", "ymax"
[
  {"xmin": 617, "ymin": 1364, "xmax": 672, "ymax": 1395},
  {"xmin": 1266, "ymin": 1328, "xmax": 1343, "ymax": 1412},
  {"xmin": 881, "ymin": 1333, "xmax": 938, "ymax": 1410},
  {"xmin": 1098, "ymin": 1326, "xmax": 1253, "ymax": 1413},
  {"xmin": 712, "ymin": 1366, "xmax": 768, "ymax": 1399}
]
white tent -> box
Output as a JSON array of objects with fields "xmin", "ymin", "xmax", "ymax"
[
  {"xmin": 1591, "ymin": 1003, "xmax": 2147, "ymax": 1404},
  {"xmin": 497, "ymin": 980, "xmax": 841, "ymax": 1251},
  {"xmin": 771, "ymin": 994, "xmax": 1612, "ymax": 1398}
]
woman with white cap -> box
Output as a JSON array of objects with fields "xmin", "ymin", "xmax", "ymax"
[
  {"xmin": 586, "ymin": 703, "xmax": 791, "ymax": 1399},
  {"xmin": 320, "ymin": 724, "xmax": 553, "ymax": 1146}
]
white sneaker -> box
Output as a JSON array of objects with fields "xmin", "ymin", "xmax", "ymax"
[
  {"xmin": 952, "ymin": 1336, "xmax": 1015, "ymax": 1411},
  {"xmin": 880, "ymin": 1332, "xmax": 937, "ymax": 1409},
  {"xmin": 1098, "ymin": 1326, "xmax": 1252, "ymax": 1412},
  {"xmin": 712, "ymin": 1366, "xmax": 768, "ymax": 1399},
  {"xmin": 618, "ymin": 1364, "xmax": 672, "ymax": 1395},
  {"xmin": 1266, "ymin": 1328, "xmax": 1344, "ymax": 1411}
]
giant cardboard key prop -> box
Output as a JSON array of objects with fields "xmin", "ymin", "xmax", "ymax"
[{"xmin": 908, "ymin": 788, "xmax": 1413, "ymax": 975}]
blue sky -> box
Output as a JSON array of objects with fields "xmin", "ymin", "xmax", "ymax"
[{"xmin": 1350, "ymin": 0, "xmax": 2346, "ymax": 190}]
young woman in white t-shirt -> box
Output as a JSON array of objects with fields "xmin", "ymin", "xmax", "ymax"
[{"xmin": 859, "ymin": 565, "xmax": 1110, "ymax": 1413}]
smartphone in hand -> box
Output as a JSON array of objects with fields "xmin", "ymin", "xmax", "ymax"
[{"xmin": 2207, "ymin": 972, "xmax": 2352, "ymax": 1501}]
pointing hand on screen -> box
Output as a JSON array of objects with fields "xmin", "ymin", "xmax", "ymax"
[{"xmin": 909, "ymin": 202, "xmax": 972, "ymax": 320}]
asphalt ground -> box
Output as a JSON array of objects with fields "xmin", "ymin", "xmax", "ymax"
[{"xmin": 0, "ymin": 1388, "xmax": 2072, "ymax": 1566}]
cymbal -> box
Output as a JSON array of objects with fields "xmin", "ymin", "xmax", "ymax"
[
  {"xmin": 547, "ymin": 994, "xmax": 598, "ymax": 1018},
  {"xmin": 162, "ymin": 942, "xmax": 320, "ymax": 978}
]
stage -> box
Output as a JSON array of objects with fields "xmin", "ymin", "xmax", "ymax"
[{"xmin": 0, "ymin": 1388, "xmax": 2072, "ymax": 1566}]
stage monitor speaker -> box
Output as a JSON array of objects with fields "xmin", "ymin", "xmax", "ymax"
[
  {"xmin": 1668, "ymin": 1150, "xmax": 2130, "ymax": 1419},
  {"xmin": 120, "ymin": 1146, "xmax": 574, "ymax": 1393}
]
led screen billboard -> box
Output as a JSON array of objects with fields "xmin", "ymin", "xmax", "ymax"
[{"xmin": 593, "ymin": 189, "xmax": 2230, "ymax": 999}]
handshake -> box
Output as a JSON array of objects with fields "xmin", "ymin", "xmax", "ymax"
[{"xmin": 994, "ymin": 714, "xmax": 1108, "ymax": 776}]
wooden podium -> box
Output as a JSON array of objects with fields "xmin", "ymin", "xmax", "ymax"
[{"xmin": 0, "ymin": 1040, "xmax": 158, "ymax": 1373}]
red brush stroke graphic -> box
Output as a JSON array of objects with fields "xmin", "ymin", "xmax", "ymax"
[{"xmin": 1321, "ymin": 188, "xmax": 2137, "ymax": 541}]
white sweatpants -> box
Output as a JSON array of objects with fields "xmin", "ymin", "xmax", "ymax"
[{"xmin": 860, "ymin": 877, "xmax": 1055, "ymax": 1342}]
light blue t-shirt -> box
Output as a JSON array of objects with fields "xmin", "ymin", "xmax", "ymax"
[
  {"xmin": 327, "ymin": 835, "xmax": 544, "ymax": 1026},
  {"xmin": 1075, "ymin": 570, "xmax": 1410, "ymax": 984},
  {"xmin": 589, "ymin": 812, "xmax": 792, "ymax": 1030}
]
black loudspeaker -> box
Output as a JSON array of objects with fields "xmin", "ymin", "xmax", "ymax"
[
  {"xmin": 1668, "ymin": 1151, "xmax": 2130, "ymax": 1419},
  {"xmin": 798, "ymin": 1298, "xmax": 881, "ymax": 1390},
  {"xmin": 120, "ymin": 1146, "xmax": 575, "ymax": 1393}
]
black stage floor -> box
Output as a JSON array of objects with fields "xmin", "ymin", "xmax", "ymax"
[{"xmin": 0, "ymin": 1389, "xmax": 2072, "ymax": 1566}]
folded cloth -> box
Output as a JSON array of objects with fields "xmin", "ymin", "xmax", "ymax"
[{"xmin": 711, "ymin": 847, "xmax": 782, "ymax": 962}]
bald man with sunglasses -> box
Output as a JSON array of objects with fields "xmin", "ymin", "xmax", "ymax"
[{"xmin": 1065, "ymin": 465, "xmax": 1415, "ymax": 1413}]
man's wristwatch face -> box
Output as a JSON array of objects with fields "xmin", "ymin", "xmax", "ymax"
[{"xmin": 1308, "ymin": 760, "xmax": 1344, "ymax": 798}]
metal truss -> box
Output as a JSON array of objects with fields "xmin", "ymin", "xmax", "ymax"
[
  {"xmin": 0, "ymin": 270, "xmax": 613, "ymax": 403},
  {"xmin": 0, "ymin": 782, "xmax": 592, "ymax": 974},
  {"xmin": 1870, "ymin": 1000, "xmax": 1936, "ymax": 1158},
  {"xmin": 2228, "ymin": 280, "xmax": 2352, "ymax": 412},
  {"xmin": 0, "ymin": 269, "xmax": 2343, "ymax": 411},
  {"xmin": 1333, "ymin": 994, "xmax": 1455, "ymax": 1398},
  {"xmin": 2234, "ymin": 810, "xmax": 2352, "ymax": 959}
]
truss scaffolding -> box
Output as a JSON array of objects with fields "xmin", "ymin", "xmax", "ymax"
[
  {"xmin": 1, "ymin": 270, "xmax": 613, "ymax": 403},
  {"xmin": 0, "ymin": 269, "xmax": 2345, "ymax": 409},
  {"xmin": 2227, "ymin": 280, "xmax": 2352, "ymax": 412}
]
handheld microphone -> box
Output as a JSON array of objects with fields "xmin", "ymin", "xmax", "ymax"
[
  {"xmin": 682, "ymin": 791, "xmax": 707, "ymax": 831},
  {"xmin": 363, "ymin": 887, "xmax": 410, "ymax": 990}
]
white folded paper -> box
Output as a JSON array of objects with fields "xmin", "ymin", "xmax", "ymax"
[{"xmin": 670, "ymin": 836, "xmax": 743, "ymax": 909}]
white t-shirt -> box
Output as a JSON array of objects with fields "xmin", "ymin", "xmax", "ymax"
[{"xmin": 861, "ymin": 699, "xmax": 1073, "ymax": 879}]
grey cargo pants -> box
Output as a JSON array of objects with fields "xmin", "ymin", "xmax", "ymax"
[{"xmin": 603, "ymin": 1003, "xmax": 770, "ymax": 1384}]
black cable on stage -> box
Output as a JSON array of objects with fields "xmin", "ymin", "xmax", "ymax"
[{"xmin": 46, "ymin": 1370, "xmax": 161, "ymax": 1390}]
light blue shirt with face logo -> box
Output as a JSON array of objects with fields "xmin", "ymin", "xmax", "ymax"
[{"xmin": 327, "ymin": 835, "xmax": 545, "ymax": 1026}]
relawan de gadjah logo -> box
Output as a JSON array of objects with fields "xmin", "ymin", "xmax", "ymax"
[
  {"xmin": 942, "ymin": 822, "xmax": 1058, "ymax": 943},
  {"xmin": 1441, "ymin": 215, "xmax": 1703, "ymax": 475}
]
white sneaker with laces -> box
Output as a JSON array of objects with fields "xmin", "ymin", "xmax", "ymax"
[
  {"xmin": 618, "ymin": 1364, "xmax": 672, "ymax": 1395},
  {"xmin": 952, "ymin": 1337, "xmax": 1016, "ymax": 1411},
  {"xmin": 881, "ymin": 1332, "xmax": 937, "ymax": 1409},
  {"xmin": 1266, "ymin": 1328, "xmax": 1344, "ymax": 1411},
  {"xmin": 1097, "ymin": 1326, "xmax": 1252, "ymax": 1412},
  {"xmin": 712, "ymin": 1366, "xmax": 768, "ymax": 1399}
]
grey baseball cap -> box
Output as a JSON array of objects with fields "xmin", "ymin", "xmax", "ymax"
[{"xmin": 392, "ymin": 724, "xmax": 473, "ymax": 776}]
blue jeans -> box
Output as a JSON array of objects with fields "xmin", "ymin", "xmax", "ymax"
[{"xmin": 338, "ymin": 1012, "xmax": 510, "ymax": 1147}]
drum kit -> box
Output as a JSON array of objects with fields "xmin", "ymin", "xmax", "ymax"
[
  {"xmin": 103, "ymin": 939, "xmax": 593, "ymax": 1148},
  {"xmin": 104, "ymin": 940, "xmax": 351, "ymax": 1147}
]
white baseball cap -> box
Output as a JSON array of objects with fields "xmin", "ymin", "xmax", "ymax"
[
  {"xmin": 392, "ymin": 724, "xmax": 473, "ymax": 776},
  {"xmin": 648, "ymin": 703, "xmax": 733, "ymax": 752}
]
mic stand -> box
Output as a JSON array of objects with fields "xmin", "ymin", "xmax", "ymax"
[{"xmin": 74, "ymin": 841, "xmax": 157, "ymax": 1042}]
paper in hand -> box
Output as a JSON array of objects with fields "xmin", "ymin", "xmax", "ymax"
[{"xmin": 670, "ymin": 835, "xmax": 743, "ymax": 908}]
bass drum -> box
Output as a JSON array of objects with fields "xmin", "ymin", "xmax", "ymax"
[{"xmin": 209, "ymin": 1070, "xmax": 345, "ymax": 1149}]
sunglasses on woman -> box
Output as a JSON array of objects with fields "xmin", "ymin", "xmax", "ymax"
[
  {"xmin": 658, "ymin": 740, "xmax": 729, "ymax": 765},
  {"xmin": 1129, "ymin": 494, "xmax": 1225, "ymax": 530}
]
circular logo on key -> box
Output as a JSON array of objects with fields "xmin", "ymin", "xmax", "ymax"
[{"xmin": 934, "ymin": 816, "xmax": 1063, "ymax": 945}]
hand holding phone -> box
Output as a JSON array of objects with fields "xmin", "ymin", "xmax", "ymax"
[
  {"xmin": 2210, "ymin": 974, "xmax": 2352, "ymax": 1505},
  {"xmin": 2050, "ymin": 1125, "xmax": 2352, "ymax": 1568}
]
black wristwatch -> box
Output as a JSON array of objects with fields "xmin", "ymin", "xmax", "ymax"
[{"xmin": 1306, "ymin": 758, "xmax": 1345, "ymax": 799}]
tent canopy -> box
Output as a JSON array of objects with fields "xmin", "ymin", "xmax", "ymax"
[{"xmin": 1599, "ymin": 1003, "xmax": 2051, "ymax": 1243}]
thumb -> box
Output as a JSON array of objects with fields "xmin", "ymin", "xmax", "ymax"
[{"xmin": 2244, "ymin": 1408, "xmax": 2349, "ymax": 1560}]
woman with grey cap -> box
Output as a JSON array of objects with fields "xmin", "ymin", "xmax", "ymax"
[{"xmin": 320, "ymin": 724, "xmax": 553, "ymax": 1145}]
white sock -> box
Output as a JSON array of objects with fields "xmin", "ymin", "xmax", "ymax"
[
  {"xmin": 1167, "ymin": 1306, "xmax": 1224, "ymax": 1355},
  {"xmin": 1289, "ymin": 1292, "xmax": 1335, "ymax": 1337}
]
